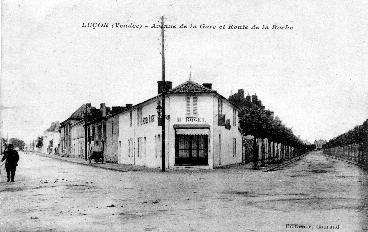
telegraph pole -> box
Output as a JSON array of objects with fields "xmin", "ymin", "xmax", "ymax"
[
  {"xmin": 84, "ymin": 104, "xmax": 88, "ymax": 160},
  {"xmin": 161, "ymin": 16, "xmax": 166, "ymax": 172}
]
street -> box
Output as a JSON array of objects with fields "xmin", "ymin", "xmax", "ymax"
[{"xmin": 1, "ymin": 151, "xmax": 367, "ymax": 232}]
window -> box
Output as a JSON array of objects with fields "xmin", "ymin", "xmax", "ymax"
[
  {"xmin": 193, "ymin": 96, "xmax": 198, "ymax": 116},
  {"xmin": 137, "ymin": 137, "xmax": 142, "ymax": 157},
  {"xmin": 233, "ymin": 138, "xmax": 236, "ymax": 157},
  {"xmin": 128, "ymin": 139, "xmax": 133, "ymax": 157},
  {"xmin": 186, "ymin": 95, "xmax": 198, "ymax": 116},
  {"xmin": 112, "ymin": 121, "xmax": 114, "ymax": 136},
  {"xmin": 129, "ymin": 111, "xmax": 132, "ymax": 127},
  {"xmin": 233, "ymin": 108, "xmax": 237, "ymax": 126},
  {"xmin": 186, "ymin": 96, "xmax": 191, "ymax": 115},
  {"xmin": 218, "ymin": 98, "xmax": 223, "ymax": 115},
  {"xmin": 137, "ymin": 107, "xmax": 142, "ymax": 126},
  {"xmin": 144, "ymin": 137, "xmax": 146, "ymax": 158},
  {"xmin": 155, "ymin": 134, "xmax": 161, "ymax": 158}
]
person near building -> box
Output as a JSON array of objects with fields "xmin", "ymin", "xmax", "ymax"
[{"xmin": 1, "ymin": 144, "xmax": 19, "ymax": 182}]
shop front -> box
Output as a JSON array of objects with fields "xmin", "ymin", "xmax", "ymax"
[{"xmin": 174, "ymin": 124, "xmax": 210, "ymax": 166}]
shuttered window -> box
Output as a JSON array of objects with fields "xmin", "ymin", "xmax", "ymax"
[
  {"xmin": 193, "ymin": 96, "xmax": 198, "ymax": 116},
  {"xmin": 186, "ymin": 96, "xmax": 198, "ymax": 116},
  {"xmin": 186, "ymin": 96, "xmax": 191, "ymax": 115}
]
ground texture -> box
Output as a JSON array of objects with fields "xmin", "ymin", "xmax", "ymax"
[{"xmin": 0, "ymin": 151, "xmax": 367, "ymax": 231}]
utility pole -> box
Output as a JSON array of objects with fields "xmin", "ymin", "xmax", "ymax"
[
  {"xmin": 161, "ymin": 16, "xmax": 166, "ymax": 172},
  {"xmin": 84, "ymin": 104, "xmax": 88, "ymax": 160}
]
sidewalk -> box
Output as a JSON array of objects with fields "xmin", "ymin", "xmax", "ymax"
[
  {"xmin": 261, "ymin": 153, "xmax": 308, "ymax": 172},
  {"xmin": 31, "ymin": 151, "xmax": 308, "ymax": 173},
  {"xmin": 322, "ymin": 153, "xmax": 368, "ymax": 171},
  {"xmin": 32, "ymin": 152, "xmax": 159, "ymax": 173}
]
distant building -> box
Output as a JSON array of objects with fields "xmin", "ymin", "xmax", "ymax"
[
  {"xmin": 59, "ymin": 104, "xmax": 89, "ymax": 158},
  {"xmin": 42, "ymin": 121, "xmax": 60, "ymax": 155},
  {"xmin": 314, "ymin": 139, "xmax": 327, "ymax": 150},
  {"xmin": 59, "ymin": 103, "xmax": 125, "ymax": 161}
]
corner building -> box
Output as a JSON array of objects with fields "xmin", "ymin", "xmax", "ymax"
[{"xmin": 118, "ymin": 81, "xmax": 242, "ymax": 169}]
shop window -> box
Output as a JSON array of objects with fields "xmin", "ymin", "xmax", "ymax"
[{"xmin": 175, "ymin": 135, "xmax": 208, "ymax": 165}]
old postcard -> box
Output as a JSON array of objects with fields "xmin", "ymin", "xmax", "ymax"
[{"xmin": 1, "ymin": 0, "xmax": 367, "ymax": 231}]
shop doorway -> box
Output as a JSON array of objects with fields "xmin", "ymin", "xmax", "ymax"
[{"xmin": 175, "ymin": 134, "xmax": 208, "ymax": 166}]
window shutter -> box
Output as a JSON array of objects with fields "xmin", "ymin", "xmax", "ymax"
[
  {"xmin": 193, "ymin": 96, "xmax": 198, "ymax": 116},
  {"xmin": 186, "ymin": 96, "xmax": 191, "ymax": 115}
]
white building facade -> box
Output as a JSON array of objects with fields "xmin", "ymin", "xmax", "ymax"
[
  {"xmin": 42, "ymin": 122, "xmax": 60, "ymax": 155},
  {"xmin": 118, "ymin": 81, "xmax": 242, "ymax": 169}
]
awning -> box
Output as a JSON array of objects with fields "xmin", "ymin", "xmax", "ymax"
[
  {"xmin": 176, "ymin": 128, "xmax": 209, "ymax": 135},
  {"xmin": 173, "ymin": 124, "xmax": 210, "ymax": 129}
]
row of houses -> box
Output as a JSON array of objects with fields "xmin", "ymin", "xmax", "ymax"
[{"xmin": 42, "ymin": 80, "xmax": 243, "ymax": 169}]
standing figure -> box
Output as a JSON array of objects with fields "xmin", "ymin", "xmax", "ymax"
[{"xmin": 1, "ymin": 144, "xmax": 19, "ymax": 182}]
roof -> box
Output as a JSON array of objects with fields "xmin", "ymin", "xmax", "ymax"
[
  {"xmin": 168, "ymin": 80, "xmax": 216, "ymax": 94},
  {"xmin": 116, "ymin": 80, "xmax": 239, "ymax": 113},
  {"xmin": 45, "ymin": 121, "xmax": 60, "ymax": 132},
  {"xmin": 60, "ymin": 81, "xmax": 239, "ymax": 127},
  {"xmin": 68, "ymin": 104, "xmax": 88, "ymax": 120}
]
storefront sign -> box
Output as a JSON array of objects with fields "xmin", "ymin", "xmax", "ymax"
[
  {"xmin": 176, "ymin": 116, "xmax": 207, "ymax": 123},
  {"xmin": 142, "ymin": 115, "xmax": 155, "ymax": 124}
]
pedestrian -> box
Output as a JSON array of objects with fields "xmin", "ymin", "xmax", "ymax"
[{"xmin": 1, "ymin": 144, "xmax": 19, "ymax": 182}]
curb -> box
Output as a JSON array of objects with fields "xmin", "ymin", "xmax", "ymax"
[
  {"xmin": 263, "ymin": 153, "xmax": 308, "ymax": 172},
  {"xmin": 32, "ymin": 152, "xmax": 158, "ymax": 173},
  {"xmin": 322, "ymin": 154, "xmax": 368, "ymax": 170}
]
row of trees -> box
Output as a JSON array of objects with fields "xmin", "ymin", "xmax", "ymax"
[
  {"xmin": 229, "ymin": 91, "xmax": 311, "ymax": 150},
  {"xmin": 1, "ymin": 137, "xmax": 26, "ymax": 151},
  {"xmin": 323, "ymin": 119, "xmax": 368, "ymax": 149}
]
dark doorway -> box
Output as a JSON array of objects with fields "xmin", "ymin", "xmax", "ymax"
[{"xmin": 175, "ymin": 134, "xmax": 208, "ymax": 165}]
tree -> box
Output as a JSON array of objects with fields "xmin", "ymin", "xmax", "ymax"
[
  {"xmin": 36, "ymin": 136, "xmax": 43, "ymax": 148},
  {"xmin": 229, "ymin": 92, "xmax": 307, "ymax": 150},
  {"xmin": 9, "ymin": 138, "xmax": 26, "ymax": 150}
]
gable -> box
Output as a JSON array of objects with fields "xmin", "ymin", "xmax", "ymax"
[{"xmin": 169, "ymin": 81, "xmax": 215, "ymax": 94}]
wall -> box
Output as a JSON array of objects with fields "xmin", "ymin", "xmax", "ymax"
[
  {"xmin": 104, "ymin": 114, "xmax": 119, "ymax": 163},
  {"xmin": 212, "ymin": 96, "xmax": 242, "ymax": 167},
  {"xmin": 70, "ymin": 121, "xmax": 85, "ymax": 158},
  {"xmin": 118, "ymin": 98, "xmax": 162, "ymax": 168},
  {"xmin": 118, "ymin": 93, "xmax": 243, "ymax": 169}
]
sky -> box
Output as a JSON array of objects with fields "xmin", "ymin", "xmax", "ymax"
[{"xmin": 1, "ymin": 0, "xmax": 367, "ymax": 144}]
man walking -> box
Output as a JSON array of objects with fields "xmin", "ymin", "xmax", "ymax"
[{"xmin": 1, "ymin": 144, "xmax": 19, "ymax": 182}]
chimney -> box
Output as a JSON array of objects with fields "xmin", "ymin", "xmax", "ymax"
[
  {"xmin": 112, "ymin": 106, "xmax": 125, "ymax": 113},
  {"xmin": 237, "ymin": 89, "xmax": 244, "ymax": 98},
  {"xmin": 251, "ymin": 94, "xmax": 258, "ymax": 104},
  {"xmin": 100, "ymin": 103, "xmax": 106, "ymax": 117},
  {"xmin": 202, "ymin": 83, "xmax": 212, "ymax": 89},
  {"xmin": 166, "ymin": 81, "xmax": 172, "ymax": 91},
  {"xmin": 158, "ymin": 81, "xmax": 172, "ymax": 94},
  {"xmin": 86, "ymin": 103, "xmax": 92, "ymax": 114},
  {"xmin": 245, "ymin": 95, "xmax": 251, "ymax": 103}
]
